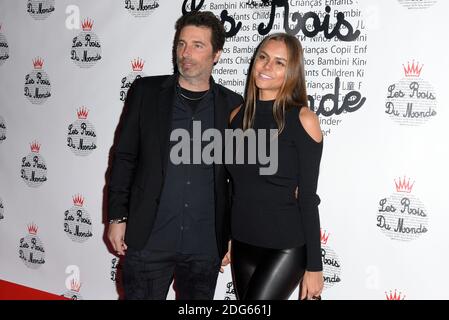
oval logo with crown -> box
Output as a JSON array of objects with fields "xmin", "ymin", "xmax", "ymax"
[
  {"xmin": 71, "ymin": 18, "xmax": 102, "ymax": 68},
  {"xmin": 21, "ymin": 141, "xmax": 48, "ymax": 187},
  {"xmin": 63, "ymin": 194, "xmax": 93, "ymax": 243},
  {"xmin": 67, "ymin": 107, "xmax": 97, "ymax": 156},
  {"xmin": 377, "ymin": 176, "xmax": 429, "ymax": 241},
  {"xmin": 19, "ymin": 223, "xmax": 45, "ymax": 269},
  {"xmin": 385, "ymin": 60, "xmax": 437, "ymax": 126},
  {"xmin": 24, "ymin": 58, "xmax": 51, "ymax": 105}
]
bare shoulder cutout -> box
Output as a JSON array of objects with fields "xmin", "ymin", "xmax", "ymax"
[{"xmin": 298, "ymin": 107, "xmax": 323, "ymax": 143}]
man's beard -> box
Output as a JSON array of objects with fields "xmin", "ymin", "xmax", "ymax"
[{"xmin": 177, "ymin": 58, "xmax": 196, "ymax": 75}]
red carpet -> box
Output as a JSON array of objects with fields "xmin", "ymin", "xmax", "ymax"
[{"xmin": 0, "ymin": 279, "xmax": 68, "ymax": 300}]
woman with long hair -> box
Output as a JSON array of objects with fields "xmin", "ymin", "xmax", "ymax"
[{"xmin": 226, "ymin": 33, "xmax": 324, "ymax": 300}]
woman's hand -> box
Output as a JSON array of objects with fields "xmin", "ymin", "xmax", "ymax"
[{"xmin": 300, "ymin": 270, "xmax": 324, "ymax": 300}]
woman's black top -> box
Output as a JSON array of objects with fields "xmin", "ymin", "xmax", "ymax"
[{"xmin": 227, "ymin": 99, "xmax": 323, "ymax": 271}]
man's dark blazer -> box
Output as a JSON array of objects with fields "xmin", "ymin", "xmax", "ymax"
[{"xmin": 108, "ymin": 74, "xmax": 243, "ymax": 259}]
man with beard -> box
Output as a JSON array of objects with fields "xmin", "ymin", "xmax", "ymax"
[{"xmin": 107, "ymin": 11, "xmax": 242, "ymax": 300}]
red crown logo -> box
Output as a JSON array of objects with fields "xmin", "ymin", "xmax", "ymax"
[
  {"xmin": 27, "ymin": 223, "xmax": 38, "ymax": 235},
  {"xmin": 33, "ymin": 57, "xmax": 44, "ymax": 69},
  {"xmin": 394, "ymin": 176, "xmax": 414, "ymax": 193},
  {"xmin": 72, "ymin": 194, "xmax": 84, "ymax": 207},
  {"xmin": 320, "ymin": 229, "xmax": 330, "ymax": 245},
  {"xmin": 77, "ymin": 107, "xmax": 89, "ymax": 119},
  {"xmin": 403, "ymin": 60, "xmax": 423, "ymax": 77},
  {"xmin": 131, "ymin": 58, "xmax": 145, "ymax": 71},
  {"xmin": 30, "ymin": 141, "xmax": 41, "ymax": 153},
  {"xmin": 70, "ymin": 279, "xmax": 82, "ymax": 292},
  {"xmin": 385, "ymin": 289, "xmax": 405, "ymax": 300},
  {"xmin": 81, "ymin": 18, "xmax": 93, "ymax": 31}
]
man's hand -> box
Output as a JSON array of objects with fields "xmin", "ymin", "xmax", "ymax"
[
  {"xmin": 107, "ymin": 223, "xmax": 128, "ymax": 256},
  {"xmin": 220, "ymin": 240, "xmax": 232, "ymax": 273}
]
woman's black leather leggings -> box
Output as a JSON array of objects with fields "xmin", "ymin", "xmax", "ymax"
[{"xmin": 231, "ymin": 239, "xmax": 306, "ymax": 300}]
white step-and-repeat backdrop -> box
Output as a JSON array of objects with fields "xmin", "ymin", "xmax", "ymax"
[{"xmin": 1, "ymin": 0, "xmax": 448, "ymax": 300}]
